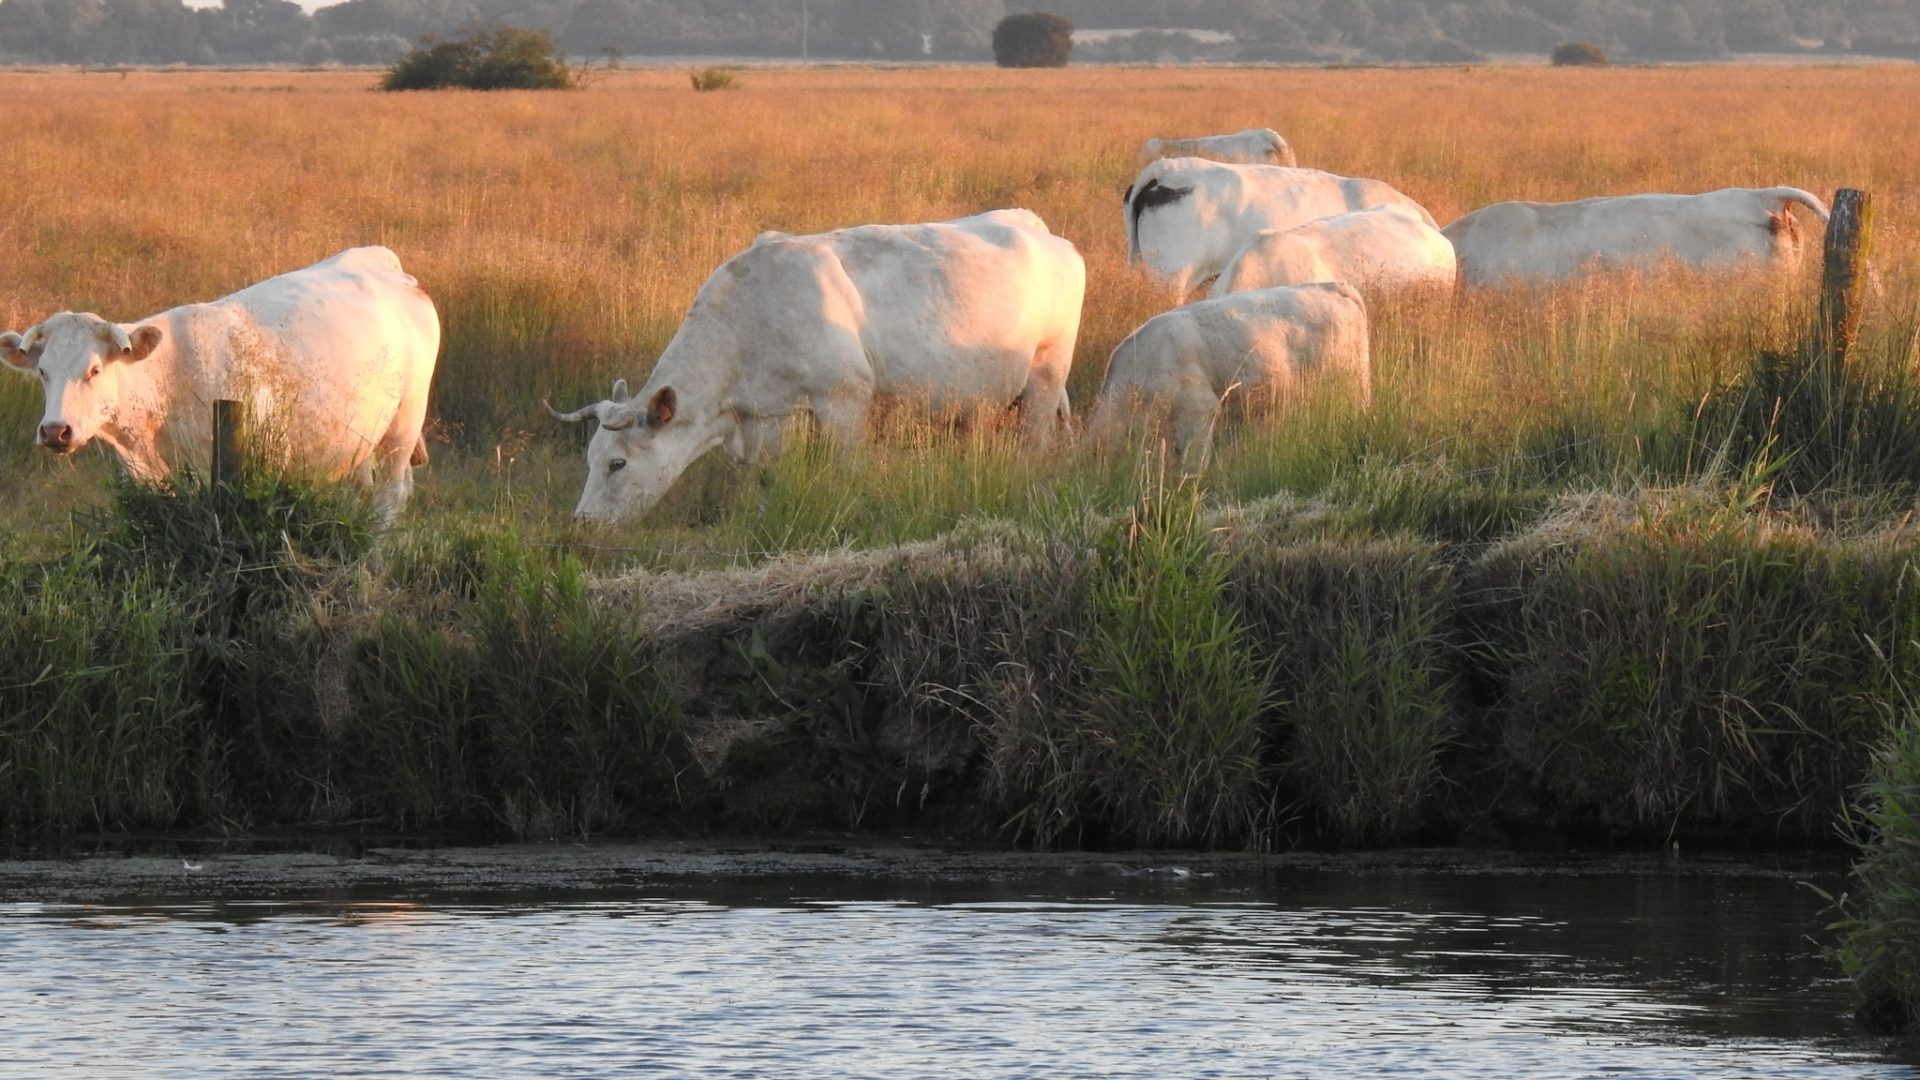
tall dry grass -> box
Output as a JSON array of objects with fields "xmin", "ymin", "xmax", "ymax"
[{"xmin": 0, "ymin": 65, "xmax": 1914, "ymax": 561}]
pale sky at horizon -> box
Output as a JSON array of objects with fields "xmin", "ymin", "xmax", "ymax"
[{"xmin": 181, "ymin": 0, "xmax": 345, "ymax": 10}]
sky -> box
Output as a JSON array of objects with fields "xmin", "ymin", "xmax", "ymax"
[{"xmin": 182, "ymin": 0, "xmax": 344, "ymax": 10}]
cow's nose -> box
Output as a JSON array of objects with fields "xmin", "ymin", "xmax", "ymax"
[{"xmin": 38, "ymin": 422, "xmax": 73, "ymax": 450}]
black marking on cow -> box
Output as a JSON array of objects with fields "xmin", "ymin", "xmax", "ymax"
[
  {"xmin": 1128, "ymin": 179, "xmax": 1192, "ymax": 226},
  {"xmin": 1126, "ymin": 178, "xmax": 1195, "ymax": 261}
]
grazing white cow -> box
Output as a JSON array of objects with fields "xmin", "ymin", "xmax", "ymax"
[
  {"xmin": 1088, "ymin": 281, "xmax": 1370, "ymax": 470},
  {"xmin": 549, "ymin": 209, "xmax": 1086, "ymax": 523},
  {"xmin": 1139, "ymin": 127, "xmax": 1297, "ymax": 168},
  {"xmin": 0, "ymin": 246, "xmax": 440, "ymax": 521},
  {"xmin": 1125, "ymin": 157, "xmax": 1438, "ymax": 300},
  {"xmin": 1442, "ymin": 186, "xmax": 1831, "ymax": 286},
  {"xmin": 1210, "ymin": 204, "xmax": 1456, "ymax": 300}
]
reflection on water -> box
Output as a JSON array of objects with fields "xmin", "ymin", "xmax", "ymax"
[{"xmin": 3, "ymin": 870, "xmax": 1915, "ymax": 1078}]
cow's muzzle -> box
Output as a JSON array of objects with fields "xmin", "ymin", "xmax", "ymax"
[{"xmin": 37, "ymin": 422, "xmax": 75, "ymax": 452}]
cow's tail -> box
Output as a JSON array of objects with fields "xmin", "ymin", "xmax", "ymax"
[
  {"xmin": 1765, "ymin": 187, "xmax": 1831, "ymax": 223},
  {"xmin": 410, "ymin": 436, "xmax": 429, "ymax": 467}
]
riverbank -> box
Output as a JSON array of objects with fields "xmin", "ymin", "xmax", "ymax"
[
  {"xmin": 5, "ymin": 470, "xmax": 1916, "ymax": 853},
  {"xmin": 0, "ymin": 833, "xmax": 1848, "ymax": 904}
]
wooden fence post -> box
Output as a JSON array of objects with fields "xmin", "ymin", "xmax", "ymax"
[
  {"xmin": 1816, "ymin": 188, "xmax": 1873, "ymax": 375},
  {"xmin": 212, "ymin": 399, "xmax": 245, "ymax": 489}
]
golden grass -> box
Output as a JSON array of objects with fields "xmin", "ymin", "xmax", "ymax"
[{"xmin": 0, "ymin": 64, "xmax": 1915, "ymax": 559}]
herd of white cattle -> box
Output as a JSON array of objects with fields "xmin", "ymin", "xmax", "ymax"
[{"xmin": 0, "ymin": 125, "xmax": 1831, "ymax": 525}]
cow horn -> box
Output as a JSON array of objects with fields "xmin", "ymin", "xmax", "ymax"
[
  {"xmin": 600, "ymin": 404, "xmax": 639, "ymax": 431},
  {"xmin": 544, "ymin": 398, "xmax": 607, "ymax": 424},
  {"xmin": 610, "ymin": 378, "xmax": 631, "ymax": 404},
  {"xmin": 107, "ymin": 324, "xmax": 134, "ymax": 354}
]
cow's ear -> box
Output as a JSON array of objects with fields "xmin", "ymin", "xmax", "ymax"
[
  {"xmin": 0, "ymin": 331, "xmax": 33, "ymax": 372},
  {"xmin": 647, "ymin": 386, "xmax": 676, "ymax": 428},
  {"xmin": 123, "ymin": 324, "xmax": 164, "ymax": 362}
]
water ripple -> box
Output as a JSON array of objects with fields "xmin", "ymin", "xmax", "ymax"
[{"xmin": 0, "ymin": 873, "xmax": 1912, "ymax": 1078}]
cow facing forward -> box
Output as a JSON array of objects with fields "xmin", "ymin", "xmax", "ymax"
[
  {"xmin": 550, "ymin": 209, "xmax": 1086, "ymax": 523},
  {"xmin": 1210, "ymin": 204, "xmax": 1456, "ymax": 300},
  {"xmin": 1443, "ymin": 187, "xmax": 1831, "ymax": 286},
  {"xmin": 1139, "ymin": 127, "xmax": 1296, "ymax": 168},
  {"xmin": 1088, "ymin": 281, "xmax": 1370, "ymax": 471},
  {"xmin": 1, "ymin": 246, "xmax": 440, "ymax": 521},
  {"xmin": 1125, "ymin": 157, "xmax": 1437, "ymax": 300}
]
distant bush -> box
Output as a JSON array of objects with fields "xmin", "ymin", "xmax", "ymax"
[
  {"xmin": 689, "ymin": 66, "xmax": 738, "ymax": 91},
  {"xmin": 992, "ymin": 12, "xmax": 1073, "ymax": 68},
  {"xmin": 382, "ymin": 26, "xmax": 575, "ymax": 91},
  {"xmin": 1550, "ymin": 41, "xmax": 1610, "ymax": 66}
]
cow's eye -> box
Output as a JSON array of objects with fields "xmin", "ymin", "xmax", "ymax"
[
  {"xmin": 608, "ymin": 458, "xmax": 626, "ymax": 474},
  {"xmin": 85, "ymin": 366, "xmax": 99, "ymax": 381}
]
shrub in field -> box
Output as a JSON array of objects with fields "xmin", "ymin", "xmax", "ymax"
[
  {"xmin": 992, "ymin": 13, "xmax": 1073, "ymax": 68},
  {"xmin": 689, "ymin": 67, "xmax": 737, "ymax": 91},
  {"xmin": 1551, "ymin": 42, "xmax": 1610, "ymax": 66},
  {"xmin": 382, "ymin": 27, "xmax": 574, "ymax": 91}
]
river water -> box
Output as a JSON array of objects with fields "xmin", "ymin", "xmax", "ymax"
[{"xmin": 1, "ymin": 852, "xmax": 1915, "ymax": 1077}]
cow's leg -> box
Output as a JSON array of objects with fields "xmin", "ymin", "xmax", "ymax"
[
  {"xmin": 809, "ymin": 381, "xmax": 874, "ymax": 441},
  {"xmin": 368, "ymin": 447, "xmax": 413, "ymax": 526},
  {"xmin": 1015, "ymin": 355, "xmax": 1071, "ymax": 444},
  {"xmin": 728, "ymin": 415, "xmax": 788, "ymax": 464},
  {"xmin": 367, "ymin": 419, "xmax": 426, "ymax": 526}
]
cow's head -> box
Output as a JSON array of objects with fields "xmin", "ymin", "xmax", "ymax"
[
  {"xmin": 548, "ymin": 378, "xmax": 697, "ymax": 523},
  {"xmin": 1, "ymin": 312, "xmax": 163, "ymax": 453}
]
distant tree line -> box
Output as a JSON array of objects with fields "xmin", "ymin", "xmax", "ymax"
[{"xmin": 0, "ymin": 0, "xmax": 1914, "ymax": 67}]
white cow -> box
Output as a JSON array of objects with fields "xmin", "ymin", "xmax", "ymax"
[
  {"xmin": 1125, "ymin": 157, "xmax": 1438, "ymax": 300},
  {"xmin": 1139, "ymin": 127, "xmax": 1297, "ymax": 168},
  {"xmin": 1442, "ymin": 186, "xmax": 1831, "ymax": 286},
  {"xmin": 549, "ymin": 209, "xmax": 1086, "ymax": 523},
  {"xmin": 0, "ymin": 246, "xmax": 440, "ymax": 521},
  {"xmin": 1210, "ymin": 204, "xmax": 1456, "ymax": 300},
  {"xmin": 1088, "ymin": 281, "xmax": 1370, "ymax": 471}
]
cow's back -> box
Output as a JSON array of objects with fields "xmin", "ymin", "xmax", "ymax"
[
  {"xmin": 827, "ymin": 219, "xmax": 1085, "ymax": 408},
  {"xmin": 1092, "ymin": 281, "xmax": 1368, "ymax": 460},
  {"xmin": 1127, "ymin": 159, "xmax": 1436, "ymax": 296},
  {"xmin": 1139, "ymin": 128, "xmax": 1296, "ymax": 168},
  {"xmin": 1215, "ymin": 206, "xmax": 1455, "ymax": 297},
  {"xmin": 1445, "ymin": 189, "xmax": 1816, "ymax": 285},
  {"xmin": 170, "ymin": 246, "xmax": 440, "ymax": 476},
  {"xmin": 1189, "ymin": 282, "xmax": 1370, "ymax": 398}
]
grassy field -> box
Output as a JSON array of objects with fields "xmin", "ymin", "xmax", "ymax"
[
  {"xmin": 0, "ymin": 64, "xmax": 1915, "ymax": 563},
  {"xmin": 4, "ymin": 63, "xmax": 1920, "ymax": 854}
]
